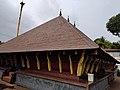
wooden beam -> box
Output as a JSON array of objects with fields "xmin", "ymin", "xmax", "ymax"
[
  {"xmin": 77, "ymin": 51, "xmax": 85, "ymax": 76},
  {"xmin": 10, "ymin": 55, "xmax": 13, "ymax": 66},
  {"xmin": 47, "ymin": 53, "xmax": 51, "ymax": 71},
  {"xmin": 85, "ymin": 57, "xmax": 92, "ymax": 74},
  {"xmin": 26, "ymin": 55, "xmax": 30, "ymax": 69},
  {"xmin": 90, "ymin": 60, "xmax": 96, "ymax": 73},
  {"xmin": 13, "ymin": 54, "xmax": 17, "ymax": 67},
  {"xmin": 0, "ymin": 55, "xmax": 3, "ymax": 66},
  {"xmin": 21, "ymin": 56, "xmax": 25, "ymax": 68},
  {"xmin": 81, "ymin": 55, "xmax": 89, "ymax": 75},
  {"xmin": 79, "ymin": 50, "xmax": 85, "ymax": 63},
  {"xmin": 26, "ymin": 55, "xmax": 30, "ymax": 68},
  {"xmin": 3, "ymin": 55, "xmax": 8, "ymax": 66},
  {"xmin": 91, "ymin": 49, "xmax": 98, "ymax": 55},
  {"xmin": 95, "ymin": 61, "xmax": 101, "ymax": 73},
  {"xmin": 58, "ymin": 53, "xmax": 62, "ymax": 73},
  {"xmin": 36, "ymin": 54, "xmax": 40, "ymax": 70},
  {"xmin": 69, "ymin": 54, "xmax": 73, "ymax": 74}
]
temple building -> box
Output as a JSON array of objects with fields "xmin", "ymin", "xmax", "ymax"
[{"xmin": 0, "ymin": 15, "xmax": 119, "ymax": 90}]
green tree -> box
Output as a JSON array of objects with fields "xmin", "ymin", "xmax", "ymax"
[
  {"xmin": 94, "ymin": 36, "xmax": 112, "ymax": 49},
  {"xmin": 94, "ymin": 37, "xmax": 120, "ymax": 49},
  {"xmin": 111, "ymin": 41, "xmax": 120, "ymax": 49},
  {"xmin": 106, "ymin": 13, "xmax": 120, "ymax": 37}
]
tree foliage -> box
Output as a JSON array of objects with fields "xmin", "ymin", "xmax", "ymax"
[
  {"xmin": 94, "ymin": 36, "xmax": 120, "ymax": 49},
  {"xmin": 106, "ymin": 13, "xmax": 120, "ymax": 37},
  {"xmin": 111, "ymin": 41, "xmax": 120, "ymax": 49}
]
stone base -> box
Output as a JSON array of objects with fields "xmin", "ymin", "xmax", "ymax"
[
  {"xmin": 16, "ymin": 73, "xmax": 86, "ymax": 90},
  {"xmin": 15, "ymin": 71, "xmax": 115, "ymax": 90}
]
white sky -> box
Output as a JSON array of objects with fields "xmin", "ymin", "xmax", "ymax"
[{"xmin": 0, "ymin": 0, "xmax": 120, "ymax": 42}]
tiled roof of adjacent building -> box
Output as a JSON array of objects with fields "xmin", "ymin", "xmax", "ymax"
[
  {"xmin": 105, "ymin": 49, "xmax": 120, "ymax": 52},
  {"xmin": 0, "ymin": 16, "xmax": 99, "ymax": 53}
]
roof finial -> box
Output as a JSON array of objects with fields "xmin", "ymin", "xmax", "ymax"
[
  {"xmin": 59, "ymin": 9, "xmax": 62, "ymax": 16},
  {"xmin": 67, "ymin": 16, "xmax": 70, "ymax": 22},
  {"xmin": 74, "ymin": 21, "xmax": 76, "ymax": 27}
]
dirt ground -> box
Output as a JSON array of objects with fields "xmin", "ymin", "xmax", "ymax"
[
  {"xmin": 0, "ymin": 79, "xmax": 29, "ymax": 90},
  {"xmin": 108, "ymin": 76, "xmax": 120, "ymax": 90}
]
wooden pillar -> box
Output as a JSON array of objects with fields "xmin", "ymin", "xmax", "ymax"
[
  {"xmin": 13, "ymin": 54, "xmax": 17, "ymax": 67},
  {"xmin": 0, "ymin": 55, "xmax": 3, "ymax": 66},
  {"xmin": 95, "ymin": 61, "xmax": 100, "ymax": 73},
  {"xmin": 69, "ymin": 54, "xmax": 73, "ymax": 74},
  {"xmin": 81, "ymin": 55, "xmax": 89, "ymax": 75},
  {"xmin": 58, "ymin": 53, "xmax": 62, "ymax": 73},
  {"xmin": 0, "ymin": 55, "xmax": 2, "ymax": 66},
  {"xmin": 36, "ymin": 54, "xmax": 40, "ymax": 70},
  {"xmin": 26, "ymin": 55, "xmax": 30, "ymax": 69},
  {"xmin": 85, "ymin": 57, "xmax": 92, "ymax": 74},
  {"xmin": 10, "ymin": 55, "xmax": 14, "ymax": 66},
  {"xmin": 3, "ymin": 55, "xmax": 8, "ymax": 66},
  {"xmin": 77, "ymin": 51, "xmax": 85, "ymax": 76},
  {"xmin": 47, "ymin": 53, "xmax": 51, "ymax": 71},
  {"xmin": 90, "ymin": 60, "xmax": 96, "ymax": 73},
  {"xmin": 21, "ymin": 56, "xmax": 25, "ymax": 68},
  {"xmin": 0, "ymin": 55, "xmax": 6, "ymax": 67}
]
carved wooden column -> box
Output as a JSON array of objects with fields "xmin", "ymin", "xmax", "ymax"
[
  {"xmin": 47, "ymin": 52, "xmax": 51, "ymax": 71},
  {"xmin": 69, "ymin": 54, "xmax": 73, "ymax": 74},
  {"xmin": 58, "ymin": 53, "xmax": 62, "ymax": 73},
  {"xmin": 26, "ymin": 55, "xmax": 30, "ymax": 69},
  {"xmin": 21, "ymin": 56, "xmax": 25, "ymax": 68},
  {"xmin": 77, "ymin": 51, "xmax": 85, "ymax": 76},
  {"xmin": 36, "ymin": 54, "xmax": 40, "ymax": 70}
]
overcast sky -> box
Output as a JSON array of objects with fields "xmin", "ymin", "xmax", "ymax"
[{"xmin": 0, "ymin": 0, "xmax": 120, "ymax": 42}]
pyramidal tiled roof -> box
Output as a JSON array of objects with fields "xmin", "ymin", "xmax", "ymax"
[{"xmin": 0, "ymin": 16, "xmax": 99, "ymax": 53}]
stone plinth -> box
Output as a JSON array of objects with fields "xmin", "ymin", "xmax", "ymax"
[{"xmin": 16, "ymin": 73, "xmax": 86, "ymax": 90}]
